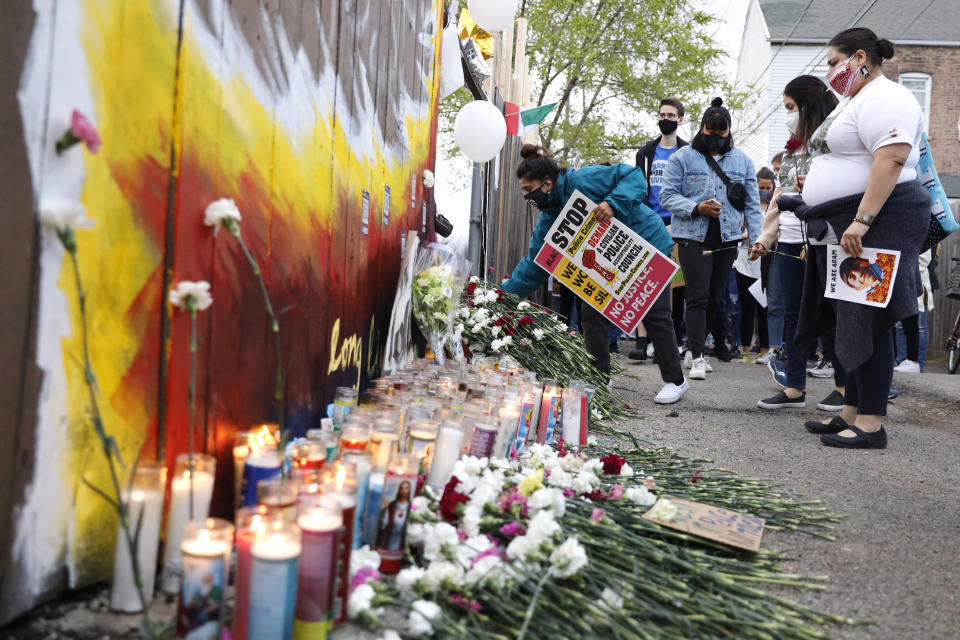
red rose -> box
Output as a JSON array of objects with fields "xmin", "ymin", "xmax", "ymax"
[
  {"xmin": 466, "ymin": 282, "xmax": 477, "ymax": 295},
  {"xmin": 439, "ymin": 476, "xmax": 469, "ymax": 522},
  {"xmin": 518, "ymin": 315, "xmax": 534, "ymax": 327},
  {"xmin": 785, "ymin": 138, "xmax": 802, "ymax": 152},
  {"xmin": 600, "ymin": 453, "xmax": 625, "ymax": 475}
]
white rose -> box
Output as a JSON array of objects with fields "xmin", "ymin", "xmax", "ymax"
[
  {"xmin": 408, "ymin": 599, "xmax": 442, "ymax": 636},
  {"xmin": 39, "ymin": 199, "xmax": 94, "ymax": 231},
  {"xmin": 549, "ymin": 537, "xmax": 588, "ymax": 577},
  {"xmin": 347, "ymin": 582, "xmax": 376, "ymax": 619},
  {"xmin": 168, "ymin": 280, "xmax": 213, "ymax": 312},
  {"xmin": 396, "ymin": 566, "xmax": 426, "ymax": 590},
  {"xmin": 624, "ymin": 486, "xmax": 657, "ymax": 507},
  {"xmin": 203, "ymin": 198, "xmax": 242, "ymax": 235}
]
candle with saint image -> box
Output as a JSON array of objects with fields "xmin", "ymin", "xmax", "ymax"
[
  {"xmin": 248, "ymin": 520, "xmax": 301, "ymax": 639},
  {"xmin": 109, "ymin": 462, "xmax": 166, "ymax": 612},
  {"xmin": 426, "ymin": 421, "xmax": 465, "ymax": 492},
  {"xmin": 493, "ymin": 400, "xmax": 522, "ymax": 459},
  {"xmin": 561, "ymin": 388, "xmax": 582, "ymax": 446},
  {"xmin": 233, "ymin": 506, "xmax": 270, "ymax": 640},
  {"xmin": 161, "ymin": 453, "xmax": 216, "ymax": 595},
  {"xmin": 537, "ymin": 382, "xmax": 562, "ymax": 444},
  {"xmin": 176, "ymin": 518, "xmax": 234, "ymax": 639},
  {"xmin": 321, "ymin": 461, "xmax": 357, "ymax": 626},
  {"xmin": 525, "ymin": 383, "xmax": 544, "ymax": 446},
  {"xmin": 369, "ymin": 420, "xmax": 400, "ymax": 469},
  {"xmin": 258, "ymin": 477, "xmax": 298, "ymax": 521},
  {"xmin": 241, "ymin": 449, "xmax": 282, "ymax": 507},
  {"xmin": 361, "ymin": 470, "xmax": 385, "ymax": 548},
  {"xmin": 374, "ymin": 453, "xmax": 418, "ymax": 574},
  {"xmin": 405, "ymin": 418, "xmax": 438, "ymax": 472},
  {"xmin": 342, "ymin": 451, "xmax": 372, "ymax": 550},
  {"xmin": 294, "ymin": 494, "xmax": 342, "ymax": 638}
]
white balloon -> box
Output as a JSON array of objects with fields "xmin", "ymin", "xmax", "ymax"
[
  {"xmin": 467, "ymin": 0, "xmax": 518, "ymax": 33},
  {"xmin": 454, "ymin": 101, "xmax": 507, "ymax": 163}
]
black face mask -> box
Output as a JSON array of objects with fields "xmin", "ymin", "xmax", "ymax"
[
  {"xmin": 701, "ymin": 133, "xmax": 731, "ymax": 154},
  {"xmin": 524, "ymin": 187, "xmax": 551, "ymax": 210},
  {"xmin": 658, "ymin": 119, "xmax": 678, "ymax": 135}
]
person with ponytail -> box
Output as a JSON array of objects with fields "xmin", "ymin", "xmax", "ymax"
[
  {"xmin": 660, "ymin": 97, "xmax": 763, "ymax": 381},
  {"xmin": 779, "ymin": 28, "xmax": 928, "ymax": 449},
  {"xmin": 501, "ymin": 144, "xmax": 689, "ymax": 404},
  {"xmin": 749, "ymin": 75, "xmax": 843, "ymax": 414}
]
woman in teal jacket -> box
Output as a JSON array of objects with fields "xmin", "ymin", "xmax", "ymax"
[{"xmin": 501, "ymin": 145, "xmax": 688, "ymax": 404}]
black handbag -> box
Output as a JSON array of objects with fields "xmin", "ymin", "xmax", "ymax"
[{"xmin": 698, "ymin": 150, "xmax": 747, "ymax": 212}]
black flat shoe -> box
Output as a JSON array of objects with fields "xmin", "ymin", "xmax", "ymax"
[
  {"xmin": 820, "ymin": 425, "xmax": 887, "ymax": 449},
  {"xmin": 805, "ymin": 415, "xmax": 848, "ymax": 434}
]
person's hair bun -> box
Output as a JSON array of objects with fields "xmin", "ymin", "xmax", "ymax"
[
  {"xmin": 519, "ymin": 144, "xmax": 552, "ymax": 160},
  {"xmin": 711, "ymin": 97, "xmax": 724, "ymax": 108},
  {"xmin": 877, "ymin": 38, "xmax": 895, "ymax": 60}
]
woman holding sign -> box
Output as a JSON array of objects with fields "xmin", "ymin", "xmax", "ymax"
[
  {"xmin": 780, "ymin": 28, "xmax": 928, "ymax": 449},
  {"xmin": 660, "ymin": 98, "xmax": 763, "ymax": 382},
  {"xmin": 501, "ymin": 144, "xmax": 688, "ymax": 405}
]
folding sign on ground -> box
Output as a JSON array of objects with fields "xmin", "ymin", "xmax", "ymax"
[{"xmin": 534, "ymin": 190, "xmax": 678, "ymax": 334}]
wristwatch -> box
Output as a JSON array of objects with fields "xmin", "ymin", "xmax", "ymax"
[{"xmin": 854, "ymin": 213, "xmax": 876, "ymax": 226}]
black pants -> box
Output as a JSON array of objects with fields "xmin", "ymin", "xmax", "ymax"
[
  {"xmin": 813, "ymin": 245, "xmax": 848, "ymax": 388},
  {"xmin": 577, "ymin": 290, "xmax": 684, "ymax": 385},
  {"xmin": 677, "ymin": 241, "xmax": 738, "ymax": 359},
  {"xmin": 671, "ymin": 286, "xmax": 686, "ymax": 346},
  {"xmin": 735, "ymin": 271, "xmax": 768, "ymax": 350},
  {"xmin": 844, "ymin": 328, "xmax": 894, "ymax": 416},
  {"xmin": 901, "ymin": 314, "xmax": 920, "ymax": 361}
]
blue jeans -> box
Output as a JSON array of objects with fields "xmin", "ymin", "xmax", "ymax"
[
  {"xmin": 770, "ymin": 243, "xmax": 806, "ymax": 389},
  {"xmin": 895, "ymin": 308, "xmax": 928, "ymax": 369},
  {"xmin": 727, "ymin": 270, "xmax": 742, "ymax": 349}
]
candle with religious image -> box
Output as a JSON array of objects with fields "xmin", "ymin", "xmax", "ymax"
[
  {"xmin": 162, "ymin": 453, "xmax": 216, "ymax": 594},
  {"xmin": 526, "ymin": 382, "xmax": 544, "ymax": 444},
  {"xmin": 241, "ymin": 449, "xmax": 282, "ymax": 507},
  {"xmin": 176, "ymin": 518, "xmax": 234, "ymax": 640},
  {"xmin": 361, "ymin": 470, "xmax": 385, "ymax": 548},
  {"xmin": 109, "ymin": 461, "xmax": 166, "ymax": 612},
  {"xmin": 294, "ymin": 494, "xmax": 342, "ymax": 639},
  {"xmin": 248, "ymin": 520, "xmax": 302, "ymax": 639},
  {"xmin": 341, "ymin": 451, "xmax": 372, "ymax": 550},
  {"xmin": 511, "ymin": 392, "xmax": 537, "ymax": 457},
  {"xmin": 536, "ymin": 382, "xmax": 562, "ymax": 444},
  {"xmin": 321, "ymin": 461, "xmax": 357, "ymax": 626},
  {"xmin": 374, "ymin": 453, "xmax": 418, "ymax": 574},
  {"xmin": 405, "ymin": 418, "xmax": 438, "ymax": 472}
]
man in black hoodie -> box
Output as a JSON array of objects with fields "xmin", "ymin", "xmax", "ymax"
[{"xmin": 629, "ymin": 98, "xmax": 688, "ymax": 361}]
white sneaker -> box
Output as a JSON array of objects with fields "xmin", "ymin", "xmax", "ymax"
[
  {"xmin": 894, "ymin": 359, "xmax": 921, "ymax": 373},
  {"xmin": 703, "ymin": 356, "xmax": 714, "ymax": 373},
  {"xmin": 690, "ymin": 357, "xmax": 707, "ymax": 380},
  {"xmin": 683, "ymin": 350, "xmax": 693, "ymax": 369},
  {"xmin": 647, "ymin": 343, "xmax": 655, "ymax": 358},
  {"xmin": 755, "ymin": 350, "xmax": 776, "ymax": 365},
  {"xmin": 655, "ymin": 379, "xmax": 689, "ymax": 404}
]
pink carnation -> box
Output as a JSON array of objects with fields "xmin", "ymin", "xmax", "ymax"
[
  {"xmin": 70, "ymin": 110, "xmax": 101, "ymax": 153},
  {"xmin": 590, "ymin": 508, "xmax": 606, "ymax": 523},
  {"xmin": 499, "ymin": 521, "xmax": 524, "ymax": 537},
  {"xmin": 609, "ymin": 484, "xmax": 625, "ymax": 500},
  {"xmin": 350, "ymin": 566, "xmax": 380, "ymax": 591}
]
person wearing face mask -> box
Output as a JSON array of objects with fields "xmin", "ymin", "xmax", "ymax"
[
  {"xmin": 660, "ymin": 97, "xmax": 763, "ymax": 381},
  {"xmin": 501, "ymin": 144, "xmax": 688, "ymax": 404},
  {"xmin": 749, "ymin": 75, "xmax": 841, "ymax": 413},
  {"xmin": 630, "ymin": 98, "xmax": 689, "ymax": 362},
  {"xmin": 778, "ymin": 28, "xmax": 928, "ymax": 449}
]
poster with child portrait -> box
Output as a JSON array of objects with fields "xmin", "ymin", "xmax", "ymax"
[{"xmin": 825, "ymin": 245, "xmax": 901, "ymax": 308}]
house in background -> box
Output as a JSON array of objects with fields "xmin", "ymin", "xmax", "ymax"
[{"xmin": 733, "ymin": 0, "xmax": 960, "ymax": 199}]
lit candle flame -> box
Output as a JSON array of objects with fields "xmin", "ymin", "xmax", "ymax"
[
  {"xmin": 198, "ymin": 528, "xmax": 211, "ymax": 544},
  {"xmin": 131, "ymin": 490, "xmax": 144, "ymax": 501},
  {"xmin": 335, "ymin": 464, "xmax": 346, "ymax": 489},
  {"xmin": 251, "ymin": 514, "xmax": 265, "ymax": 534}
]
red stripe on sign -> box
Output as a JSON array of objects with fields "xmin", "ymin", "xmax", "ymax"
[
  {"xmin": 534, "ymin": 245, "xmax": 563, "ymax": 272},
  {"xmin": 603, "ymin": 252, "xmax": 678, "ymax": 333}
]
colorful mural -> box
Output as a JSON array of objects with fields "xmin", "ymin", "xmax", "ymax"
[{"xmin": 4, "ymin": 0, "xmax": 441, "ymax": 621}]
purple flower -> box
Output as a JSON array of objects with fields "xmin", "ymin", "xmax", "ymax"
[{"xmin": 350, "ymin": 566, "xmax": 381, "ymax": 591}]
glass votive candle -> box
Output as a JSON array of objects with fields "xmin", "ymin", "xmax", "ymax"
[
  {"xmin": 537, "ymin": 382, "xmax": 562, "ymax": 445},
  {"xmin": 405, "ymin": 418, "xmax": 438, "ymax": 472},
  {"xmin": 341, "ymin": 451, "xmax": 372, "ymax": 550},
  {"xmin": 110, "ymin": 461, "xmax": 166, "ymax": 612},
  {"xmin": 320, "ymin": 462, "xmax": 358, "ymax": 627},
  {"xmin": 369, "ymin": 423, "xmax": 401, "ymax": 470},
  {"xmin": 240, "ymin": 448, "xmax": 282, "ymax": 508},
  {"xmin": 493, "ymin": 400, "xmax": 522, "ymax": 459},
  {"xmin": 332, "ymin": 387, "xmax": 358, "ymax": 430},
  {"xmin": 233, "ymin": 430, "xmax": 254, "ymax": 508},
  {"xmin": 340, "ymin": 424, "xmax": 370, "ymax": 452},
  {"xmin": 469, "ymin": 422, "xmax": 498, "ymax": 459},
  {"xmin": 161, "ymin": 453, "xmax": 216, "ymax": 595},
  {"xmin": 374, "ymin": 453, "xmax": 419, "ymax": 574},
  {"xmin": 427, "ymin": 420, "xmax": 465, "ymax": 492},
  {"xmin": 233, "ymin": 505, "xmax": 273, "ymax": 640},
  {"xmin": 176, "ymin": 518, "xmax": 234, "ymax": 639},
  {"xmin": 257, "ymin": 477, "xmax": 298, "ymax": 521},
  {"xmin": 561, "ymin": 387, "xmax": 583, "ymax": 447},
  {"xmin": 294, "ymin": 440, "xmax": 327, "ymax": 471},
  {"xmin": 248, "ymin": 520, "xmax": 302, "ymax": 639},
  {"xmin": 294, "ymin": 494, "xmax": 342, "ymax": 637}
]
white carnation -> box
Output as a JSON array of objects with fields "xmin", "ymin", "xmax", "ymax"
[
  {"xmin": 406, "ymin": 522, "xmax": 426, "ymax": 544},
  {"xmin": 572, "ymin": 471, "xmax": 600, "ymax": 494},
  {"xmin": 461, "ymin": 504, "xmax": 482, "ymax": 538},
  {"xmin": 408, "ymin": 599, "xmax": 442, "ymax": 636},
  {"xmin": 624, "ymin": 486, "xmax": 657, "ymax": 506},
  {"xmin": 528, "ymin": 487, "xmax": 566, "ymax": 517},
  {"xmin": 347, "ymin": 582, "xmax": 376, "ymax": 619},
  {"xmin": 649, "ymin": 497, "xmax": 678, "ymax": 522},
  {"xmin": 39, "ymin": 199, "xmax": 94, "ymax": 231},
  {"xmin": 464, "ymin": 553, "xmax": 502, "ymax": 585},
  {"xmin": 350, "ymin": 545, "xmax": 382, "ymax": 577},
  {"xmin": 620, "ymin": 463, "xmax": 634, "ymax": 477},
  {"xmin": 423, "ymin": 169, "xmax": 436, "ymax": 188},
  {"xmin": 203, "ymin": 198, "xmax": 242, "ymax": 235},
  {"xmin": 546, "ymin": 467, "xmax": 573, "ymax": 489},
  {"xmin": 491, "ymin": 338, "xmax": 504, "ymax": 352},
  {"xmin": 532, "ymin": 328, "xmax": 545, "ymax": 341},
  {"xmin": 168, "ymin": 280, "xmax": 213, "ymax": 312},
  {"xmin": 599, "ymin": 587, "xmax": 624, "ymax": 611},
  {"xmin": 560, "ymin": 454, "xmax": 583, "ymax": 473},
  {"xmin": 422, "ymin": 522, "xmax": 459, "ymax": 561},
  {"xmin": 396, "ymin": 566, "xmax": 426, "ymax": 590},
  {"xmin": 422, "ymin": 560, "xmax": 463, "ymax": 591},
  {"xmin": 549, "ymin": 537, "xmax": 588, "ymax": 577},
  {"xmin": 491, "ymin": 325, "xmax": 502, "ymax": 337},
  {"xmin": 501, "ymin": 335, "xmax": 513, "ymax": 346},
  {"xmin": 517, "ymin": 301, "xmax": 531, "ymax": 310},
  {"xmin": 469, "ymin": 275, "xmax": 480, "ymax": 284},
  {"xmin": 526, "ymin": 510, "xmax": 561, "ymax": 543}
]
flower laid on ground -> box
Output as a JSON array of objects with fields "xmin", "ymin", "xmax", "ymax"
[
  {"xmin": 407, "ymin": 599, "xmax": 442, "ymax": 636},
  {"xmin": 56, "ymin": 109, "xmax": 102, "ymax": 154},
  {"xmin": 203, "ymin": 198, "xmax": 242, "ymax": 236},
  {"xmin": 648, "ymin": 496, "xmax": 679, "ymax": 522},
  {"xmin": 168, "ymin": 281, "xmax": 213, "ymax": 312}
]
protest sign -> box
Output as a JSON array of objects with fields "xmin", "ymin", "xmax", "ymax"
[
  {"xmin": 643, "ymin": 496, "xmax": 765, "ymax": 552},
  {"xmin": 824, "ymin": 245, "xmax": 901, "ymax": 309},
  {"xmin": 534, "ymin": 190, "xmax": 677, "ymax": 333}
]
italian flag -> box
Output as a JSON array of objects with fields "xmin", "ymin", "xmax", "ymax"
[{"xmin": 504, "ymin": 102, "xmax": 556, "ymax": 136}]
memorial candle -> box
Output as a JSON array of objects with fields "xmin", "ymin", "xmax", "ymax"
[
  {"xmin": 426, "ymin": 421, "xmax": 465, "ymax": 493},
  {"xmin": 361, "ymin": 470, "xmax": 385, "ymax": 548},
  {"xmin": 249, "ymin": 521, "xmax": 302, "ymax": 640},
  {"xmin": 561, "ymin": 388, "xmax": 582, "ymax": 446},
  {"xmin": 176, "ymin": 519, "xmax": 234, "ymax": 640},
  {"xmin": 161, "ymin": 453, "xmax": 216, "ymax": 594},
  {"xmin": 258, "ymin": 477, "xmax": 298, "ymax": 521},
  {"xmin": 374, "ymin": 453, "xmax": 418, "ymax": 574},
  {"xmin": 294, "ymin": 495, "xmax": 342, "ymax": 639},
  {"xmin": 492, "ymin": 401, "xmax": 522, "ymax": 460},
  {"xmin": 469, "ymin": 422, "xmax": 498, "ymax": 459},
  {"xmin": 109, "ymin": 462, "xmax": 166, "ymax": 612},
  {"xmin": 405, "ymin": 419, "xmax": 438, "ymax": 473},
  {"xmin": 233, "ymin": 506, "xmax": 270, "ymax": 640},
  {"xmin": 233, "ymin": 430, "xmax": 254, "ymax": 509},
  {"xmin": 240, "ymin": 449, "xmax": 282, "ymax": 508},
  {"xmin": 294, "ymin": 440, "xmax": 327, "ymax": 471},
  {"xmin": 341, "ymin": 451, "xmax": 372, "ymax": 550},
  {"xmin": 340, "ymin": 425, "xmax": 370, "ymax": 452},
  {"xmin": 332, "ymin": 387, "xmax": 358, "ymax": 430},
  {"xmin": 321, "ymin": 462, "xmax": 357, "ymax": 626},
  {"xmin": 536, "ymin": 383, "xmax": 562, "ymax": 445}
]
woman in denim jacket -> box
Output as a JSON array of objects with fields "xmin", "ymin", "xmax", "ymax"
[{"xmin": 660, "ymin": 98, "xmax": 763, "ymax": 380}]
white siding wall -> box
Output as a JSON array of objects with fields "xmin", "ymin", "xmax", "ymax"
[
  {"xmin": 766, "ymin": 45, "xmax": 830, "ymax": 162},
  {"xmin": 732, "ymin": 0, "xmax": 772, "ymax": 170}
]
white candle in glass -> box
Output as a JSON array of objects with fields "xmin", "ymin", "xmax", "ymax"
[
  {"xmin": 427, "ymin": 423, "xmax": 465, "ymax": 492},
  {"xmin": 493, "ymin": 402, "xmax": 521, "ymax": 460},
  {"xmin": 561, "ymin": 388, "xmax": 582, "ymax": 446},
  {"xmin": 109, "ymin": 487, "xmax": 163, "ymax": 612},
  {"xmin": 161, "ymin": 455, "xmax": 216, "ymax": 594}
]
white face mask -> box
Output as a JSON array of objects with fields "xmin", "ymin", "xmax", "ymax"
[{"xmin": 785, "ymin": 111, "xmax": 800, "ymax": 134}]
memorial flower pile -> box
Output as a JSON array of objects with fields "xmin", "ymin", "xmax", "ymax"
[{"xmin": 351, "ymin": 440, "xmax": 853, "ymax": 639}]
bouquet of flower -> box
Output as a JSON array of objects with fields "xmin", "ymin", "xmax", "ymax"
[
  {"xmin": 458, "ymin": 279, "xmax": 635, "ymax": 427},
  {"xmin": 350, "ymin": 441, "xmax": 850, "ymax": 638},
  {"xmin": 411, "ymin": 243, "xmax": 470, "ymax": 364}
]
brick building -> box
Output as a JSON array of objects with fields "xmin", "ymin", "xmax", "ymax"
[{"xmin": 733, "ymin": 0, "xmax": 960, "ymax": 197}]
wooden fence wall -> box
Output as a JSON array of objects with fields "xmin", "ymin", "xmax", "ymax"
[{"xmin": 0, "ymin": 0, "xmax": 442, "ymax": 623}]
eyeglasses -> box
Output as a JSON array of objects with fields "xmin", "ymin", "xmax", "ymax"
[{"xmin": 658, "ymin": 112, "xmax": 679, "ymax": 120}]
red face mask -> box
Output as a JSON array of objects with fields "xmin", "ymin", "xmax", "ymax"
[{"xmin": 827, "ymin": 55, "xmax": 859, "ymax": 97}]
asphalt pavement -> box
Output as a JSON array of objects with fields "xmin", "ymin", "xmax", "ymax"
[{"xmin": 612, "ymin": 349, "xmax": 960, "ymax": 640}]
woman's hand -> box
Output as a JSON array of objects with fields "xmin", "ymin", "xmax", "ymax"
[
  {"xmin": 747, "ymin": 242, "xmax": 767, "ymax": 261},
  {"xmin": 800, "ymin": 246, "xmax": 806, "ymax": 262},
  {"xmin": 592, "ymin": 201, "xmax": 615, "ymax": 222},
  {"xmin": 696, "ymin": 199, "xmax": 722, "ymax": 218},
  {"xmin": 794, "ymin": 174, "xmax": 806, "ymax": 193},
  {"xmin": 840, "ymin": 221, "xmax": 870, "ymax": 257}
]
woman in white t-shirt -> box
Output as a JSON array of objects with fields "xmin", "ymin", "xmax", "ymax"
[{"xmin": 779, "ymin": 28, "xmax": 929, "ymax": 450}]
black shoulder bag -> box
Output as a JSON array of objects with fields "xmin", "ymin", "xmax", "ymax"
[{"xmin": 698, "ymin": 151, "xmax": 747, "ymax": 212}]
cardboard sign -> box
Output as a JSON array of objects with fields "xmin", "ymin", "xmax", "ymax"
[
  {"xmin": 824, "ymin": 245, "xmax": 901, "ymax": 309},
  {"xmin": 642, "ymin": 496, "xmax": 765, "ymax": 552},
  {"xmin": 535, "ymin": 190, "xmax": 678, "ymax": 333}
]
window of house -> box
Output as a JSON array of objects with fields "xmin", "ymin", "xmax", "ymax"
[{"xmin": 899, "ymin": 72, "xmax": 931, "ymax": 134}]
